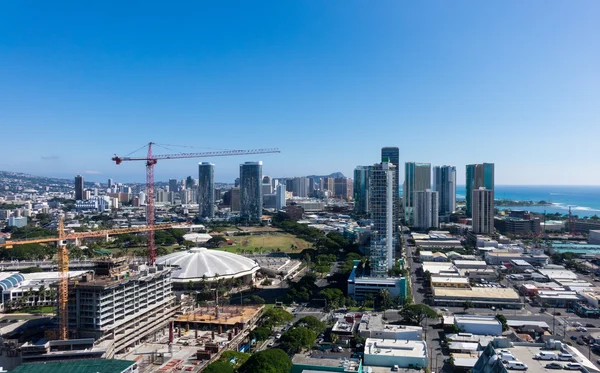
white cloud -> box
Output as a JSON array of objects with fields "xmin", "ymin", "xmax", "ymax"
[{"xmin": 85, "ymin": 170, "xmax": 102, "ymax": 175}]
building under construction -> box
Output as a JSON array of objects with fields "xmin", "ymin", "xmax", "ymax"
[
  {"xmin": 67, "ymin": 264, "xmax": 179, "ymax": 355},
  {"xmin": 174, "ymin": 304, "xmax": 264, "ymax": 332}
]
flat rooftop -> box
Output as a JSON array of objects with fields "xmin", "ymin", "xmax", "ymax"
[
  {"xmin": 454, "ymin": 316, "xmax": 501, "ymax": 326},
  {"xmin": 431, "ymin": 276, "xmax": 470, "ymax": 284},
  {"xmin": 365, "ymin": 338, "xmax": 427, "ymax": 358},
  {"xmin": 292, "ymin": 354, "xmax": 361, "ymax": 372},
  {"xmin": 174, "ymin": 305, "xmax": 263, "ymax": 326},
  {"xmin": 434, "ymin": 287, "xmax": 520, "ymax": 300}
]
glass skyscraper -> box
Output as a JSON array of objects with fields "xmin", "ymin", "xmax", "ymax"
[
  {"xmin": 433, "ymin": 165, "xmax": 456, "ymax": 216},
  {"xmin": 466, "ymin": 163, "xmax": 494, "ymax": 217},
  {"xmin": 240, "ymin": 161, "xmax": 263, "ymax": 222},
  {"xmin": 381, "ymin": 147, "xmax": 400, "ymax": 225},
  {"xmin": 198, "ymin": 162, "xmax": 215, "ymax": 218},
  {"xmin": 353, "ymin": 166, "xmax": 371, "ymax": 215}
]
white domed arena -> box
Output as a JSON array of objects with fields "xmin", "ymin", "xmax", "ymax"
[{"xmin": 156, "ymin": 247, "xmax": 260, "ymax": 289}]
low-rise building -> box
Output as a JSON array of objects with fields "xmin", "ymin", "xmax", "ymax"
[
  {"xmin": 535, "ymin": 290, "xmax": 583, "ymax": 307},
  {"xmin": 454, "ymin": 315, "xmax": 503, "ymax": 336},
  {"xmin": 485, "ymin": 251, "xmax": 549, "ymax": 266},
  {"xmin": 364, "ymin": 338, "xmax": 428, "ymax": 369},
  {"xmin": 347, "ymin": 266, "xmax": 407, "ymax": 301},
  {"xmin": 433, "ymin": 287, "xmax": 522, "ymax": 309},
  {"xmin": 357, "ymin": 313, "xmax": 422, "ymax": 340},
  {"xmin": 453, "ymin": 260, "xmax": 487, "ymax": 269},
  {"xmin": 590, "ymin": 230, "xmax": 600, "ymax": 245},
  {"xmin": 421, "ymin": 262, "xmax": 459, "ymax": 275},
  {"xmin": 459, "ymin": 268, "xmax": 498, "ymax": 282},
  {"xmin": 431, "ymin": 276, "xmax": 470, "ymax": 288}
]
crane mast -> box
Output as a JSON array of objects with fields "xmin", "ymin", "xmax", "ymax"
[{"xmin": 112, "ymin": 142, "xmax": 280, "ymax": 264}]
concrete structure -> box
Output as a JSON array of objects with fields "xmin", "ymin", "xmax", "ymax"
[
  {"xmin": 403, "ymin": 162, "xmax": 431, "ymax": 225},
  {"xmin": 156, "ymin": 247, "xmax": 259, "ymax": 287},
  {"xmin": 357, "ymin": 313, "xmax": 422, "ymax": 340},
  {"xmin": 364, "ymin": 338, "xmax": 428, "ymax": 369},
  {"xmin": 8, "ymin": 216, "xmax": 27, "ymax": 228},
  {"xmin": 413, "ymin": 189, "xmax": 439, "ymax": 230},
  {"xmin": 353, "ymin": 166, "xmax": 371, "ymax": 216},
  {"xmin": 465, "ymin": 163, "xmax": 494, "ymax": 217},
  {"xmin": 347, "ymin": 265, "xmax": 407, "ymax": 301},
  {"xmin": 485, "ymin": 251, "xmax": 549, "ymax": 266},
  {"xmin": 240, "ymin": 162, "xmax": 262, "ymax": 222},
  {"xmin": 591, "ymin": 230, "xmax": 600, "ymax": 245},
  {"xmin": 472, "ymin": 188, "xmax": 494, "ymax": 234},
  {"xmin": 276, "ymin": 184, "xmax": 286, "ymax": 210},
  {"xmin": 334, "ymin": 177, "xmax": 352, "ymax": 200},
  {"xmin": 494, "ymin": 217, "xmax": 541, "ymax": 235},
  {"xmin": 433, "ymin": 287, "xmax": 522, "ymax": 309},
  {"xmin": 453, "ymin": 260, "xmax": 488, "ymax": 269},
  {"xmin": 433, "ymin": 165, "xmax": 456, "ymax": 216},
  {"xmin": 454, "ymin": 315, "xmax": 502, "ymax": 336},
  {"xmin": 230, "ymin": 187, "xmax": 240, "ymax": 212},
  {"xmin": 74, "ymin": 175, "xmax": 84, "ymax": 201},
  {"xmin": 197, "ymin": 162, "xmax": 215, "ymax": 219},
  {"xmin": 535, "ymin": 290, "xmax": 582, "ymax": 307},
  {"xmin": 369, "ymin": 162, "xmax": 396, "ymax": 277},
  {"xmin": 291, "ymin": 177, "xmax": 310, "ymax": 197},
  {"xmin": 431, "ymin": 276, "xmax": 470, "ymax": 288},
  {"xmin": 67, "ymin": 265, "xmax": 178, "ymax": 355}
]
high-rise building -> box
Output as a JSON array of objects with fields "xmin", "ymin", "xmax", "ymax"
[
  {"xmin": 185, "ymin": 176, "xmax": 195, "ymax": 189},
  {"xmin": 74, "ymin": 175, "xmax": 84, "ymax": 201},
  {"xmin": 168, "ymin": 179, "xmax": 178, "ymax": 194},
  {"xmin": 381, "ymin": 146, "xmax": 400, "ymax": 217},
  {"xmin": 353, "ymin": 166, "xmax": 371, "ymax": 215},
  {"xmin": 240, "ymin": 162, "xmax": 263, "ymax": 222},
  {"xmin": 276, "ymin": 184, "xmax": 286, "ymax": 210},
  {"xmin": 155, "ymin": 189, "xmax": 166, "ymax": 203},
  {"xmin": 292, "ymin": 177, "xmax": 310, "ymax": 197},
  {"xmin": 334, "ymin": 177, "xmax": 352, "ymax": 200},
  {"xmin": 466, "ymin": 163, "xmax": 494, "ymax": 217},
  {"xmin": 369, "ymin": 162, "xmax": 396, "ymax": 277},
  {"xmin": 403, "ymin": 162, "xmax": 431, "ymax": 225},
  {"xmin": 107, "ymin": 178, "xmax": 113, "ymax": 188},
  {"xmin": 198, "ymin": 162, "xmax": 215, "ymax": 219},
  {"xmin": 414, "ymin": 189, "xmax": 439, "ymax": 230},
  {"xmin": 230, "ymin": 187, "xmax": 240, "ymax": 212},
  {"xmin": 472, "ymin": 187, "xmax": 494, "ymax": 234},
  {"xmin": 138, "ymin": 191, "xmax": 146, "ymax": 205},
  {"xmin": 433, "ymin": 165, "xmax": 456, "ymax": 216}
]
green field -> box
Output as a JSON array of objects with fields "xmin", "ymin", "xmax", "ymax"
[{"xmin": 220, "ymin": 233, "xmax": 310, "ymax": 254}]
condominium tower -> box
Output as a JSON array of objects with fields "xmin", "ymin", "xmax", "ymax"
[
  {"xmin": 240, "ymin": 161, "xmax": 263, "ymax": 222},
  {"xmin": 433, "ymin": 165, "xmax": 456, "ymax": 216},
  {"xmin": 472, "ymin": 187, "xmax": 494, "ymax": 234},
  {"xmin": 413, "ymin": 189, "xmax": 439, "ymax": 230},
  {"xmin": 369, "ymin": 161, "xmax": 396, "ymax": 277},
  {"xmin": 466, "ymin": 163, "xmax": 494, "ymax": 217},
  {"xmin": 353, "ymin": 166, "xmax": 371, "ymax": 215},
  {"xmin": 403, "ymin": 162, "xmax": 431, "ymax": 226},
  {"xmin": 198, "ymin": 162, "xmax": 215, "ymax": 218},
  {"xmin": 381, "ymin": 147, "xmax": 400, "ymax": 236}
]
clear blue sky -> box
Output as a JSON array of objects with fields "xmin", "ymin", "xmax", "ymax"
[{"xmin": 1, "ymin": 1, "xmax": 598, "ymax": 185}]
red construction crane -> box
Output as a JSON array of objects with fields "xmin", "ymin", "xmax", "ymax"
[{"xmin": 112, "ymin": 142, "xmax": 280, "ymax": 264}]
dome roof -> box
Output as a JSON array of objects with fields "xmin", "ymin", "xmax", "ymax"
[{"xmin": 156, "ymin": 247, "xmax": 260, "ymax": 282}]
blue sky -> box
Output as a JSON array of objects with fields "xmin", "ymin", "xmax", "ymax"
[{"xmin": 1, "ymin": 1, "xmax": 599, "ymax": 185}]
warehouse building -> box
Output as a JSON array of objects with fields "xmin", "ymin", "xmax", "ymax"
[
  {"xmin": 454, "ymin": 315, "xmax": 502, "ymax": 336},
  {"xmin": 433, "ymin": 287, "xmax": 522, "ymax": 309}
]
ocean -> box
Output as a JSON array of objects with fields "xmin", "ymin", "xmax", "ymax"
[
  {"xmin": 458, "ymin": 185, "xmax": 600, "ymax": 216},
  {"xmin": 401, "ymin": 185, "xmax": 600, "ymax": 216}
]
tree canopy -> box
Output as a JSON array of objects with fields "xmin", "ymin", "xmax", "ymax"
[
  {"xmin": 279, "ymin": 327, "xmax": 317, "ymax": 354},
  {"xmin": 294, "ymin": 316, "xmax": 326, "ymax": 335},
  {"xmin": 250, "ymin": 327, "xmax": 271, "ymax": 341},
  {"xmin": 238, "ymin": 348, "xmax": 292, "ymax": 373},
  {"xmin": 399, "ymin": 304, "xmax": 440, "ymax": 325},
  {"xmin": 260, "ymin": 308, "xmax": 293, "ymax": 329},
  {"xmin": 203, "ymin": 361, "xmax": 234, "ymax": 373}
]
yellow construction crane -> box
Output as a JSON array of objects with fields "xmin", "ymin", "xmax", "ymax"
[{"xmin": 0, "ymin": 217, "xmax": 188, "ymax": 340}]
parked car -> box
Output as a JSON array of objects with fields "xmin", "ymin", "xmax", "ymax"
[
  {"xmin": 557, "ymin": 353, "xmax": 573, "ymax": 361},
  {"xmin": 577, "ymin": 326, "xmax": 587, "ymax": 332},
  {"xmin": 570, "ymin": 336, "xmax": 578, "ymax": 341},
  {"xmin": 506, "ymin": 361, "xmax": 528, "ymax": 370},
  {"xmin": 534, "ymin": 351, "xmax": 557, "ymax": 360},
  {"xmin": 544, "ymin": 362, "xmax": 563, "ymax": 369},
  {"xmin": 564, "ymin": 363, "xmax": 583, "ymax": 370},
  {"xmin": 553, "ymin": 312, "xmax": 561, "ymax": 316}
]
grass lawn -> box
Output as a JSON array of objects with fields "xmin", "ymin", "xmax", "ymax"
[
  {"xmin": 10, "ymin": 306, "xmax": 55, "ymax": 314},
  {"xmin": 222, "ymin": 233, "xmax": 311, "ymax": 254}
]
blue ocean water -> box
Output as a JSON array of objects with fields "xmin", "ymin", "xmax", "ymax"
[{"xmin": 456, "ymin": 185, "xmax": 600, "ymax": 216}]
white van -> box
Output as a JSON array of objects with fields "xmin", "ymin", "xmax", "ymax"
[
  {"xmin": 534, "ymin": 351, "xmax": 557, "ymax": 360},
  {"xmin": 506, "ymin": 361, "xmax": 528, "ymax": 370},
  {"xmin": 557, "ymin": 353, "xmax": 574, "ymax": 361}
]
